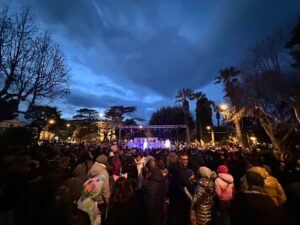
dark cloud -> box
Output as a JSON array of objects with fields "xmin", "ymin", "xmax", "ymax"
[{"xmin": 5, "ymin": 0, "xmax": 300, "ymax": 118}]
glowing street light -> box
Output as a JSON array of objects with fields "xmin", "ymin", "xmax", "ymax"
[
  {"xmin": 139, "ymin": 125, "xmax": 143, "ymax": 129},
  {"xmin": 250, "ymin": 136, "xmax": 257, "ymax": 141},
  {"xmin": 48, "ymin": 119, "xmax": 56, "ymax": 125},
  {"xmin": 219, "ymin": 103, "xmax": 229, "ymax": 111},
  {"xmin": 66, "ymin": 123, "xmax": 70, "ymax": 128},
  {"xmin": 206, "ymin": 126, "xmax": 215, "ymax": 146},
  {"xmin": 99, "ymin": 112, "xmax": 105, "ymax": 118}
]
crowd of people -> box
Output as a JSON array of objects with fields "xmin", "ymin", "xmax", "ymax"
[{"xmin": 0, "ymin": 142, "xmax": 299, "ymax": 225}]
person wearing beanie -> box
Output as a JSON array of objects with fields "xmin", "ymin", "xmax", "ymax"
[
  {"xmin": 215, "ymin": 165, "xmax": 234, "ymax": 225},
  {"xmin": 231, "ymin": 171, "xmax": 288, "ymax": 225},
  {"xmin": 88, "ymin": 154, "xmax": 110, "ymax": 224},
  {"xmin": 184, "ymin": 166, "xmax": 215, "ymax": 225}
]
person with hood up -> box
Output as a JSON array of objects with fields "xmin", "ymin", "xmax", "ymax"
[
  {"xmin": 184, "ymin": 166, "xmax": 216, "ymax": 225},
  {"xmin": 247, "ymin": 166, "xmax": 286, "ymax": 206},
  {"xmin": 215, "ymin": 165, "xmax": 234, "ymax": 225}
]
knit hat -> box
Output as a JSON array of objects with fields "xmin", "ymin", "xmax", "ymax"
[
  {"xmin": 217, "ymin": 165, "xmax": 229, "ymax": 174},
  {"xmin": 246, "ymin": 171, "xmax": 264, "ymax": 187},
  {"xmin": 186, "ymin": 169, "xmax": 194, "ymax": 178},
  {"xmin": 96, "ymin": 154, "xmax": 107, "ymax": 165},
  {"xmin": 199, "ymin": 166, "xmax": 213, "ymax": 179}
]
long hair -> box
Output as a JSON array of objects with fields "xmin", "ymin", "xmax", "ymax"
[{"xmin": 111, "ymin": 177, "xmax": 134, "ymax": 203}]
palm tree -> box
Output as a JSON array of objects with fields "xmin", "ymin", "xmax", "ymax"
[
  {"xmin": 176, "ymin": 88, "xmax": 195, "ymax": 145},
  {"xmin": 215, "ymin": 67, "xmax": 247, "ymax": 148},
  {"xmin": 194, "ymin": 91, "xmax": 206, "ymax": 142},
  {"xmin": 216, "ymin": 109, "xmax": 221, "ymax": 127}
]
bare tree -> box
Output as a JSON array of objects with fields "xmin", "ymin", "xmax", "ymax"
[
  {"xmin": 237, "ymin": 32, "xmax": 298, "ymax": 158},
  {"xmin": 0, "ymin": 6, "xmax": 70, "ymax": 120}
]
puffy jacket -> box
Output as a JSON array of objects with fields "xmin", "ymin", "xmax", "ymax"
[
  {"xmin": 184, "ymin": 178, "xmax": 215, "ymax": 225},
  {"xmin": 215, "ymin": 173, "xmax": 234, "ymax": 201},
  {"xmin": 248, "ymin": 166, "xmax": 286, "ymax": 206}
]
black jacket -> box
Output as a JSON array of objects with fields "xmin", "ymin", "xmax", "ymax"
[
  {"xmin": 231, "ymin": 191, "xmax": 288, "ymax": 225},
  {"xmin": 143, "ymin": 170, "xmax": 165, "ymax": 225}
]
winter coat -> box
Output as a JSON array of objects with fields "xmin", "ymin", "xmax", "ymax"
[
  {"xmin": 136, "ymin": 157, "xmax": 146, "ymax": 190},
  {"xmin": 248, "ymin": 167, "xmax": 286, "ymax": 206},
  {"xmin": 78, "ymin": 176, "xmax": 105, "ymax": 225},
  {"xmin": 168, "ymin": 162, "xmax": 191, "ymax": 225},
  {"xmin": 184, "ymin": 178, "xmax": 215, "ymax": 225},
  {"xmin": 231, "ymin": 191, "xmax": 288, "ymax": 225},
  {"xmin": 215, "ymin": 173, "xmax": 234, "ymax": 201},
  {"xmin": 88, "ymin": 162, "xmax": 110, "ymax": 204},
  {"xmin": 143, "ymin": 170, "xmax": 165, "ymax": 225}
]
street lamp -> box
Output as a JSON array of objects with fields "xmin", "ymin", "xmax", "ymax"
[
  {"xmin": 66, "ymin": 123, "xmax": 70, "ymax": 128},
  {"xmin": 206, "ymin": 126, "xmax": 215, "ymax": 146},
  {"xmin": 99, "ymin": 112, "xmax": 104, "ymax": 119},
  {"xmin": 48, "ymin": 119, "xmax": 56, "ymax": 125},
  {"xmin": 219, "ymin": 103, "xmax": 229, "ymax": 111}
]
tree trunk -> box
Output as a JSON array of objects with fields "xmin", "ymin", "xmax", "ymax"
[
  {"xmin": 233, "ymin": 117, "xmax": 247, "ymax": 148},
  {"xmin": 257, "ymin": 109, "xmax": 295, "ymax": 161},
  {"xmin": 185, "ymin": 112, "xmax": 191, "ymax": 146}
]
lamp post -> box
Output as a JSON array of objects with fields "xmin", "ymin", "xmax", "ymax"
[{"xmin": 206, "ymin": 126, "xmax": 215, "ymax": 146}]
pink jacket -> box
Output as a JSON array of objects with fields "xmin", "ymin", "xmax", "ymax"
[{"xmin": 215, "ymin": 173, "xmax": 234, "ymax": 201}]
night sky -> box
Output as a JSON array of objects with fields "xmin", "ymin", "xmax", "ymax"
[{"xmin": 3, "ymin": 0, "xmax": 300, "ymax": 121}]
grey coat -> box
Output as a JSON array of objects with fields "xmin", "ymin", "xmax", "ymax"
[{"xmin": 184, "ymin": 178, "xmax": 215, "ymax": 225}]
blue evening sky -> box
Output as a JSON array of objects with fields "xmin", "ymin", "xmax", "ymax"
[{"xmin": 2, "ymin": 0, "xmax": 300, "ymax": 122}]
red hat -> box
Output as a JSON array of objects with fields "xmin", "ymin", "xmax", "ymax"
[{"xmin": 218, "ymin": 165, "xmax": 229, "ymax": 173}]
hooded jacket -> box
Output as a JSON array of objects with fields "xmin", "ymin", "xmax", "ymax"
[
  {"xmin": 215, "ymin": 173, "xmax": 234, "ymax": 201},
  {"xmin": 247, "ymin": 167, "xmax": 286, "ymax": 206},
  {"xmin": 88, "ymin": 162, "xmax": 110, "ymax": 204},
  {"xmin": 184, "ymin": 178, "xmax": 215, "ymax": 225}
]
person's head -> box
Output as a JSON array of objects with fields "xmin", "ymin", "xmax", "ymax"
[
  {"xmin": 217, "ymin": 165, "xmax": 229, "ymax": 174},
  {"xmin": 145, "ymin": 159, "xmax": 157, "ymax": 174},
  {"xmin": 246, "ymin": 171, "xmax": 265, "ymax": 189},
  {"xmin": 179, "ymin": 153, "xmax": 189, "ymax": 167},
  {"xmin": 157, "ymin": 160, "xmax": 166, "ymax": 170},
  {"xmin": 96, "ymin": 154, "xmax": 107, "ymax": 165},
  {"xmin": 187, "ymin": 169, "xmax": 195, "ymax": 181},
  {"xmin": 198, "ymin": 166, "xmax": 215, "ymax": 179}
]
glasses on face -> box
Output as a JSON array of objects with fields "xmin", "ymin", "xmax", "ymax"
[{"xmin": 181, "ymin": 158, "xmax": 188, "ymax": 161}]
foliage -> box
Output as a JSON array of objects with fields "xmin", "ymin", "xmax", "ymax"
[
  {"xmin": 149, "ymin": 106, "xmax": 194, "ymax": 141},
  {"xmin": 25, "ymin": 105, "xmax": 61, "ymax": 138},
  {"xmin": 0, "ymin": 6, "xmax": 70, "ymax": 121},
  {"xmin": 175, "ymin": 88, "xmax": 195, "ymax": 144},
  {"xmin": 105, "ymin": 106, "xmax": 136, "ymax": 123},
  {"xmin": 194, "ymin": 92, "xmax": 213, "ymax": 141},
  {"xmin": 73, "ymin": 108, "xmax": 99, "ymax": 122},
  {"xmin": 48, "ymin": 119, "xmax": 76, "ymax": 140},
  {"xmin": 72, "ymin": 108, "xmax": 99, "ymax": 142},
  {"xmin": 217, "ymin": 29, "xmax": 300, "ymax": 157}
]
